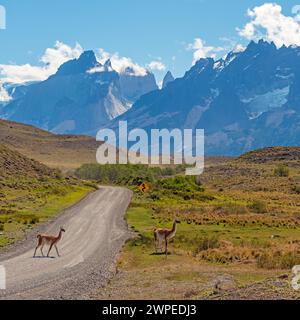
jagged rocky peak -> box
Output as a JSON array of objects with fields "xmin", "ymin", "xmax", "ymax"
[
  {"xmin": 103, "ymin": 59, "xmax": 114, "ymax": 72},
  {"xmin": 104, "ymin": 59, "xmax": 112, "ymax": 68},
  {"xmin": 0, "ymin": 49, "xmax": 160, "ymax": 135},
  {"xmin": 185, "ymin": 57, "xmax": 215, "ymax": 78},
  {"xmin": 162, "ymin": 71, "xmax": 175, "ymax": 89},
  {"xmin": 245, "ymin": 39, "xmax": 277, "ymax": 54},
  {"xmin": 56, "ymin": 50, "xmax": 100, "ymax": 76}
]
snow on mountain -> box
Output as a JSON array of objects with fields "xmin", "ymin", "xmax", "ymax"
[
  {"xmin": 0, "ymin": 51, "xmax": 158, "ymax": 134},
  {"xmin": 105, "ymin": 40, "xmax": 300, "ymax": 155}
]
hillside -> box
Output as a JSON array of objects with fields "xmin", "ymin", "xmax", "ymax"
[
  {"xmin": 0, "ymin": 144, "xmax": 58, "ymax": 178},
  {"xmin": 238, "ymin": 146, "xmax": 300, "ymax": 164},
  {"xmin": 0, "ymin": 144, "xmax": 94, "ymax": 248},
  {"xmin": 0, "ymin": 119, "xmax": 99, "ymax": 170}
]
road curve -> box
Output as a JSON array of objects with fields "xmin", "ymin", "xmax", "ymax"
[{"xmin": 0, "ymin": 186, "xmax": 132, "ymax": 300}]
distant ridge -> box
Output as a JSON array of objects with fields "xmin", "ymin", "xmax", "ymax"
[{"xmin": 238, "ymin": 146, "xmax": 300, "ymax": 164}]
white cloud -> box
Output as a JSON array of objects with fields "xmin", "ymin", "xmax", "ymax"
[
  {"xmin": 233, "ymin": 44, "xmax": 246, "ymax": 53},
  {"xmin": 95, "ymin": 49, "xmax": 148, "ymax": 76},
  {"xmin": 40, "ymin": 41, "xmax": 83, "ymax": 74},
  {"xmin": 187, "ymin": 38, "xmax": 224, "ymax": 65},
  {"xmin": 147, "ymin": 60, "xmax": 166, "ymax": 71},
  {"xmin": 238, "ymin": 3, "xmax": 300, "ymax": 47},
  {"xmin": 0, "ymin": 41, "xmax": 83, "ymax": 84}
]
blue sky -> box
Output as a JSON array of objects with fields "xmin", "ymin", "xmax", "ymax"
[{"xmin": 0, "ymin": 0, "xmax": 300, "ymax": 84}]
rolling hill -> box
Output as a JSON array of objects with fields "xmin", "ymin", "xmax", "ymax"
[
  {"xmin": 0, "ymin": 119, "xmax": 99, "ymax": 171},
  {"xmin": 238, "ymin": 146, "xmax": 300, "ymax": 164}
]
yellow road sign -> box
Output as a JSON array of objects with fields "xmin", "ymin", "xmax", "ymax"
[{"xmin": 139, "ymin": 183, "xmax": 150, "ymax": 193}]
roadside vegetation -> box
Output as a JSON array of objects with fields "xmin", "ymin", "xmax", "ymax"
[
  {"xmin": 77, "ymin": 148, "xmax": 300, "ymax": 300},
  {"xmin": 0, "ymin": 145, "xmax": 96, "ymax": 248}
]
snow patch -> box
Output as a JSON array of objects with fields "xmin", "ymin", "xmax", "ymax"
[
  {"xmin": 104, "ymin": 86, "xmax": 129, "ymax": 120},
  {"xmin": 0, "ymin": 83, "xmax": 11, "ymax": 103},
  {"xmin": 266, "ymin": 109, "xmax": 296, "ymax": 127},
  {"xmin": 241, "ymin": 86, "xmax": 290, "ymax": 119}
]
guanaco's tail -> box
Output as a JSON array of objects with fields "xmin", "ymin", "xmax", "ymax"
[{"xmin": 37, "ymin": 234, "xmax": 41, "ymax": 239}]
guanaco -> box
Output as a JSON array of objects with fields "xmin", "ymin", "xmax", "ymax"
[
  {"xmin": 154, "ymin": 219, "xmax": 180, "ymax": 255},
  {"xmin": 33, "ymin": 227, "xmax": 66, "ymax": 258}
]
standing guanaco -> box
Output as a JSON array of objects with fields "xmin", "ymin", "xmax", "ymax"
[
  {"xmin": 154, "ymin": 219, "xmax": 180, "ymax": 255},
  {"xmin": 33, "ymin": 227, "xmax": 66, "ymax": 258}
]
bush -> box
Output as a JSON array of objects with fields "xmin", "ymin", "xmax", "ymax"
[
  {"xmin": 158, "ymin": 176, "xmax": 203, "ymax": 193},
  {"xmin": 248, "ymin": 200, "xmax": 267, "ymax": 214},
  {"xmin": 150, "ymin": 192, "xmax": 160, "ymax": 201},
  {"xmin": 257, "ymin": 251, "xmax": 300, "ymax": 269},
  {"xmin": 30, "ymin": 217, "xmax": 39, "ymax": 225},
  {"xmin": 161, "ymin": 167, "xmax": 175, "ymax": 176},
  {"xmin": 195, "ymin": 236, "xmax": 220, "ymax": 253},
  {"xmin": 291, "ymin": 185, "xmax": 300, "ymax": 194},
  {"xmin": 274, "ymin": 164, "xmax": 289, "ymax": 177},
  {"xmin": 74, "ymin": 164, "xmax": 157, "ymax": 185}
]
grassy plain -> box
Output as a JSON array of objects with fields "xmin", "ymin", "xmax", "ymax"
[{"xmin": 79, "ymin": 147, "xmax": 300, "ymax": 300}]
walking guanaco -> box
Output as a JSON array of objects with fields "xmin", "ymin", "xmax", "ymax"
[
  {"xmin": 154, "ymin": 219, "xmax": 180, "ymax": 255},
  {"xmin": 33, "ymin": 227, "xmax": 66, "ymax": 258}
]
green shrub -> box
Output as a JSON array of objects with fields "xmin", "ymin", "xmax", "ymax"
[
  {"xmin": 274, "ymin": 164, "xmax": 289, "ymax": 177},
  {"xmin": 257, "ymin": 251, "xmax": 300, "ymax": 269},
  {"xmin": 248, "ymin": 200, "xmax": 267, "ymax": 214},
  {"xmin": 161, "ymin": 167, "xmax": 175, "ymax": 176},
  {"xmin": 291, "ymin": 185, "xmax": 300, "ymax": 194},
  {"xmin": 158, "ymin": 176, "xmax": 203, "ymax": 193},
  {"xmin": 30, "ymin": 217, "xmax": 39, "ymax": 225},
  {"xmin": 195, "ymin": 236, "xmax": 220, "ymax": 253},
  {"xmin": 150, "ymin": 192, "xmax": 161, "ymax": 201},
  {"xmin": 75, "ymin": 164, "xmax": 157, "ymax": 185}
]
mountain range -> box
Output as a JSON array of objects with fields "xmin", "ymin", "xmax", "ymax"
[
  {"xmin": 0, "ymin": 51, "xmax": 158, "ymax": 135},
  {"xmin": 107, "ymin": 40, "xmax": 300, "ymax": 155},
  {"xmin": 1, "ymin": 40, "xmax": 300, "ymax": 155}
]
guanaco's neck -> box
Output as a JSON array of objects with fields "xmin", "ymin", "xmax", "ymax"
[
  {"xmin": 57, "ymin": 230, "xmax": 63, "ymax": 240},
  {"xmin": 171, "ymin": 221, "xmax": 177, "ymax": 233}
]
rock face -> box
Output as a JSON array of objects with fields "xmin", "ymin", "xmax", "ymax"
[
  {"xmin": 0, "ymin": 51, "xmax": 158, "ymax": 135},
  {"xmin": 106, "ymin": 40, "xmax": 300, "ymax": 156},
  {"xmin": 162, "ymin": 71, "xmax": 174, "ymax": 89},
  {"xmin": 120, "ymin": 68, "xmax": 158, "ymax": 103}
]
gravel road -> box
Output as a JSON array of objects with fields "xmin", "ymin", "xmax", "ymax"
[{"xmin": 0, "ymin": 186, "xmax": 133, "ymax": 300}]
